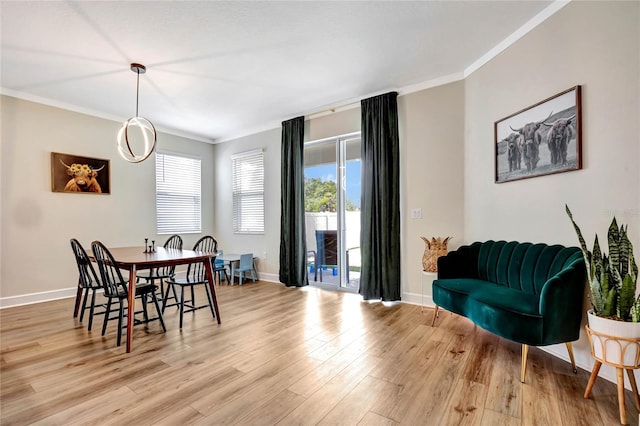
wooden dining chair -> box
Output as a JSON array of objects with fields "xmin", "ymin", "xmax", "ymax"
[
  {"xmin": 70, "ymin": 238, "xmax": 104, "ymax": 331},
  {"xmin": 91, "ymin": 241, "xmax": 166, "ymax": 346},
  {"xmin": 137, "ymin": 234, "xmax": 183, "ymax": 308},
  {"xmin": 164, "ymin": 235, "xmax": 218, "ymax": 329}
]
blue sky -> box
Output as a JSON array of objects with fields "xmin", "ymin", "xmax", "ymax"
[{"xmin": 305, "ymin": 160, "xmax": 361, "ymax": 208}]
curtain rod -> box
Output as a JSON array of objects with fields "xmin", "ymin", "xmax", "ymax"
[
  {"xmin": 305, "ymin": 89, "xmax": 402, "ymax": 120},
  {"xmin": 303, "ymin": 73, "xmax": 465, "ymax": 121},
  {"xmin": 306, "ymin": 100, "xmax": 361, "ymax": 120}
]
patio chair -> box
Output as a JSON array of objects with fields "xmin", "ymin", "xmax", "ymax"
[{"xmin": 315, "ymin": 230, "xmax": 338, "ymax": 282}]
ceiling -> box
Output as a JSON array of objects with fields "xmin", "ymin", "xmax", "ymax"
[{"xmin": 1, "ymin": 1, "xmax": 557, "ymax": 143}]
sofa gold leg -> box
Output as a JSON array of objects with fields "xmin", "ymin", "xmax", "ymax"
[
  {"xmin": 521, "ymin": 344, "xmax": 529, "ymax": 383},
  {"xmin": 431, "ymin": 305, "xmax": 439, "ymax": 327},
  {"xmin": 566, "ymin": 342, "xmax": 577, "ymax": 373}
]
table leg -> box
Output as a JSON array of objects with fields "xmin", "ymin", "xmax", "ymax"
[
  {"xmin": 126, "ymin": 265, "xmax": 137, "ymax": 353},
  {"xmin": 204, "ymin": 258, "xmax": 221, "ymax": 324},
  {"xmin": 230, "ymin": 262, "xmax": 235, "ymax": 286}
]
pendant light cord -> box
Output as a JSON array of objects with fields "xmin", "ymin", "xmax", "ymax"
[{"xmin": 135, "ymin": 68, "xmax": 140, "ymax": 117}]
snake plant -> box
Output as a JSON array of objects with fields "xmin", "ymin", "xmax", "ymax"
[{"xmin": 566, "ymin": 205, "xmax": 639, "ymax": 322}]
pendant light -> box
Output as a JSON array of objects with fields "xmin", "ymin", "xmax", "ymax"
[{"xmin": 116, "ymin": 63, "xmax": 157, "ymax": 163}]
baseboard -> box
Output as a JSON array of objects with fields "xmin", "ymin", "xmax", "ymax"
[
  {"xmin": 402, "ymin": 291, "xmax": 435, "ymax": 308},
  {"xmin": 257, "ymin": 272, "xmax": 280, "ymax": 283},
  {"xmin": 0, "ymin": 287, "xmax": 77, "ymax": 309}
]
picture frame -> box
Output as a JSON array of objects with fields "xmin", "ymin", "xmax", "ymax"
[
  {"xmin": 51, "ymin": 152, "xmax": 111, "ymax": 194},
  {"xmin": 494, "ymin": 85, "xmax": 582, "ymax": 183}
]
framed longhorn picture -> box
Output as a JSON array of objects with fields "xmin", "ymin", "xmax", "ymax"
[
  {"xmin": 51, "ymin": 152, "xmax": 111, "ymax": 194},
  {"xmin": 494, "ymin": 85, "xmax": 582, "ymax": 183}
]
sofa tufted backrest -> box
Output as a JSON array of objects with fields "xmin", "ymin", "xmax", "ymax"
[{"xmin": 476, "ymin": 240, "xmax": 583, "ymax": 295}]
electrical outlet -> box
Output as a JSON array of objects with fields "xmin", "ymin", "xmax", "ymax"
[
  {"xmin": 263, "ymin": 251, "xmax": 268, "ymax": 259},
  {"xmin": 411, "ymin": 208, "xmax": 422, "ymax": 219}
]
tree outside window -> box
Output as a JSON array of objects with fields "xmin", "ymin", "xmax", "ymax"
[{"xmin": 304, "ymin": 177, "xmax": 357, "ymax": 212}]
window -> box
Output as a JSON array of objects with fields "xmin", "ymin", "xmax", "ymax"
[
  {"xmin": 156, "ymin": 152, "xmax": 201, "ymax": 234},
  {"xmin": 232, "ymin": 149, "xmax": 264, "ymax": 234}
]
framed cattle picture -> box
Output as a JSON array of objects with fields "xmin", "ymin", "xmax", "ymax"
[
  {"xmin": 494, "ymin": 85, "xmax": 582, "ymax": 183},
  {"xmin": 51, "ymin": 152, "xmax": 111, "ymax": 194}
]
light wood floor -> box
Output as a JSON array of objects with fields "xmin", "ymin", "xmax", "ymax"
[{"xmin": 1, "ymin": 281, "xmax": 637, "ymax": 425}]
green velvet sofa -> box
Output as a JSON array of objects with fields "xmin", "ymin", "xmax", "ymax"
[{"xmin": 431, "ymin": 240, "xmax": 586, "ymax": 382}]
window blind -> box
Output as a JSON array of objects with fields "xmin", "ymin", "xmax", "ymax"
[
  {"xmin": 232, "ymin": 149, "xmax": 264, "ymax": 234},
  {"xmin": 156, "ymin": 152, "xmax": 202, "ymax": 234}
]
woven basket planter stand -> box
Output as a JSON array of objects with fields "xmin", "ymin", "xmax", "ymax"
[{"xmin": 584, "ymin": 325, "xmax": 640, "ymax": 425}]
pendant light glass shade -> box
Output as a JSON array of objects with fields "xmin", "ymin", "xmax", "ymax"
[{"xmin": 116, "ymin": 63, "xmax": 157, "ymax": 163}]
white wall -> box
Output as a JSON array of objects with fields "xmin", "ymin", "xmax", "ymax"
[
  {"xmin": 212, "ymin": 128, "xmax": 281, "ymax": 280},
  {"xmin": 306, "ymin": 107, "xmax": 360, "ymax": 142},
  {"xmin": 0, "ymin": 96, "xmax": 215, "ymax": 303},
  {"xmin": 398, "ymin": 82, "xmax": 465, "ymax": 303},
  {"xmin": 464, "ymin": 1, "xmax": 639, "ymax": 384}
]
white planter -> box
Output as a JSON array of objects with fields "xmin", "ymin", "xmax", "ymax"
[{"xmin": 586, "ymin": 309, "xmax": 640, "ymax": 367}]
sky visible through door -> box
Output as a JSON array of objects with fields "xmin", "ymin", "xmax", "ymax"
[{"xmin": 304, "ymin": 161, "xmax": 361, "ymax": 209}]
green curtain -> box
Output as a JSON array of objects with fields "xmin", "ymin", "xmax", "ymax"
[
  {"xmin": 279, "ymin": 116, "xmax": 308, "ymax": 287},
  {"xmin": 359, "ymin": 92, "xmax": 401, "ymax": 301}
]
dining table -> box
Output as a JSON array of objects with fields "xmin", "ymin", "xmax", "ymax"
[{"xmin": 92, "ymin": 246, "xmax": 221, "ymax": 353}]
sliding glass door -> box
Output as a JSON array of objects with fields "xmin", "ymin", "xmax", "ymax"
[{"xmin": 304, "ymin": 133, "xmax": 361, "ymax": 291}]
